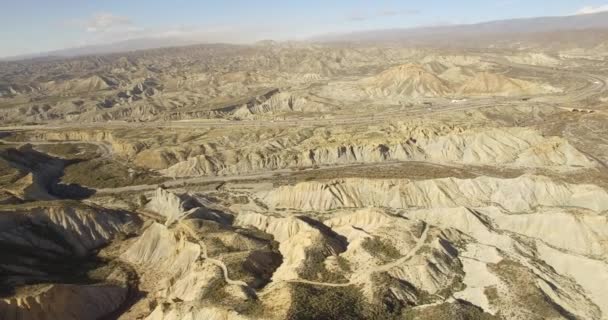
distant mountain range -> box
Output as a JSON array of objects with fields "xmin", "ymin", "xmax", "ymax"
[
  {"xmin": 0, "ymin": 37, "xmax": 210, "ymax": 62},
  {"xmin": 313, "ymin": 11, "xmax": 608, "ymax": 48},
  {"xmin": 3, "ymin": 11, "xmax": 608, "ymax": 61}
]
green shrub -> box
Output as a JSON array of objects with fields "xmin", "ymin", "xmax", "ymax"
[
  {"xmin": 288, "ymin": 284, "xmax": 396, "ymax": 320},
  {"xmin": 361, "ymin": 237, "xmax": 402, "ymax": 262}
]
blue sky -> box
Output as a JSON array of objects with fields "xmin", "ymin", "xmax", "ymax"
[{"xmin": 1, "ymin": 0, "xmax": 607, "ymax": 57}]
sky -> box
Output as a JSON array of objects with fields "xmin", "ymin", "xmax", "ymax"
[{"xmin": 1, "ymin": 0, "xmax": 608, "ymax": 58}]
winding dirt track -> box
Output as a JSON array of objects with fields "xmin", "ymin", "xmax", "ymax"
[
  {"xmin": 133, "ymin": 208, "xmax": 249, "ymax": 288},
  {"xmin": 284, "ymin": 223, "xmax": 429, "ymax": 288},
  {"xmin": 134, "ymin": 197, "xmax": 429, "ymax": 292},
  {"xmin": 177, "ymin": 220, "xmax": 249, "ymax": 288}
]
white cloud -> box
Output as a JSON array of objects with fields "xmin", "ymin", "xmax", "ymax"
[
  {"xmin": 576, "ymin": 4, "xmax": 608, "ymax": 15},
  {"xmin": 65, "ymin": 13, "xmax": 272, "ymax": 42},
  {"xmin": 64, "ymin": 12, "xmax": 140, "ymax": 33}
]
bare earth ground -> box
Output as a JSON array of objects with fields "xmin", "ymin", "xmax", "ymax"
[{"xmin": 1, "ymin": 43, "xmax": 608, "ymax": 320}]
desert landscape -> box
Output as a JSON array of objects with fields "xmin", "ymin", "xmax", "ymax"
[{"xmin": 1, "ymin": 6, "xmax": 608, "ymax": 320}]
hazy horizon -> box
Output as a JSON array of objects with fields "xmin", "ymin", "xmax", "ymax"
[{"xmin": 2, "ymin": 0, "xmax": 608, "ymax": 58}]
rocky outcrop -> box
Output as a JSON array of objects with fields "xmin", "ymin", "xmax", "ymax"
[
  {"xmin": 120, "ymin": 222, "xmax": 223, "ymax": 308},
  {"xmin": 145, "ymin": 188, "xmax": 189, "ymax": 225},
  {"xmin": 121, "ymin": 223, "xmax": 200, "ymax": 275},
  {"xmin": 160, "ymin": 127, "xmax": 595, "ymax": 177},
  {"xmin": 40, "ymin": 75, "xmax": 112, "ymax": 95},
  {"xmin": 146, "ymin": 305, "xmax": 248, "ymax": 320},
  {"xmin": 0, "ymin": 202, "xmax": 138, "ymax": 319},
  {"xmin": 486, "ymin": 208, "xmax": 608, "ymax": 257},
  {"xmin": 259, "ymin": 175, "xmax": 608, "ymax": 212},
  {"xmin": 249, "ymin": 175, "xmax": 608, "ymax": 318},
  {"xmin": 231, "ymin": 91, "xmax": 327, "ymax": 119},
  {"xmin": 0, "ymin": 202, "xmax": 137, "ymax": 291},
  {"xmin": 362, "ymin": 64, "xmax": 452, "ymax": 98},
  {"xmin": 0, "ymin": 145, "xmax": 64, "ymax": 200},
  {"xmin": 236, "ymin": 213, "xmax": 346, "ymax": 281},
  {"xmin": 537, "ymin": 242, "xmax": 608, "ymax": 318},
  {"xmin": 3, "ymin": 173, "xmax": 54, "ymax": 201},
  {"xmin": 319, "ymin": 62, "xmax": 558, "ymax": 102},
  {"xmin": 28, "ymin": 130, "xmax": 142, "ymax": 158},
  {"xmin": 0, "ymin": 202, "xmax": 137, "ymax": 258},
  {"xmin": 325, "ymin": 209, "xmax": 463, "ymax": 300}
]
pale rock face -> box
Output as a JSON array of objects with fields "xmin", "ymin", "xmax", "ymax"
[
  {"xmin": 537, "ymin": 242, "xmax": 608, "ymax": 318},
  {"xmin": 324, "ymin": 207, "xmax": 397, "ymax": 230},
  {"xmin": 384, "ymin": 237, "xmax": 461, "ymax": 295},
  {"xmin": 40, "ymin": 75, "xmax": 111, "ymax": 95},
  {"xmin": 361, "ymin": 63, "xmax": 452, "ymax": 98},
  {"xmin": 242, "ymin": 174, "xmax": 608, "ymax": 318},
  {"xmin": 259, "ymin": 176, "xmax": 608, "ymax": 212},
  {"xmin": 160, "ymin": 127, "xmax": 595, "ymax": 177},
  {"xmin": 513, "ymin": 136, "xmax": 595, "ymax": 167},
  {"xmin": 404, "ymin": 207, "xmax": 502, "ymax": 242},
  {"xmin": 422, "ymin": 127, "xmax": 594, "ymax": 168},
  {"xmin": 144, "ymin": 188, "xmax": 226, "ymax": 225},
  {"xmin": 235, "ymin": 212, "xmax": 314, "ymax": 243},
  {"xmin": 120, "ymin": 222, "xmax": 228, "ymax": 316},
  {"xmin": 484, "ymin": 208, "xmax": 608, "ymax": 257},
  {"xmin": 453, "ymin": 244, "xmax": 503, "ymax": 315},
  {"xmin": 146, "ymin": 305, "xmax": 248, "ymax": 320},
  {"xmin": 403, "ymin": 205, "xmax": 608, "ymax": 258},
  {"xmin": 231, "ymin": 91, "xmax": 328, "ymax": 120},
  {"xmin": 121, "ymin": 223, "xmax": 200, "ymax": 276},
  {"xmin": 145, "ymin": 188, "xmax": 189, "ymax": 225},
  {"xmin": 165, "ymin": 265, "xmax": 220, "ymax": 302}
]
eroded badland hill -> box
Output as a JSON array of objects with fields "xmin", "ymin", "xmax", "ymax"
[{"xmin": 2, "ymin": 20, "xmax": 608, "ymax": 320}]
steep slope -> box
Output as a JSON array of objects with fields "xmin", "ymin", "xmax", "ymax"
[
  {"xmin": 0, "ymin": 202, "xmax": 139, "ymax": 320},
  {"xmin": 458, "ymin": 72, "xmax": 558, "ymax": 96},
  {"xmin": 0, "ymin": 202, "xmax": 138, "ymax": 260},
  {"xmin": 235, "ymin": 213, "xmax": 346, "ymax": 281},
  {"xmin": 505, "ymin": 52, "xmax": 562, "ymax": 66},
  {"xmin": 361, "ymin": 63, "xmax": 452, "ymax": 98},
  {"xmin": 0, "ymin": 284, "xmax": 127, "ymax": 320},
  {"xmin": 40, "ymin": 75, "xmax": 112, "ymax": 95},
  {"xmin": 248, "ymin": 175, "xmax": 608, "ymax": 318},
  {"xmin": 259, "ymin": 175, "xmax": 608, "ymax": 212},
  {"xmin": 144, "ymin": 188, "xmax": 189, "ymax": 225},
  {"xmin": 159, "ymin": 127, "xmax": 595, "ymax": 177}
]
